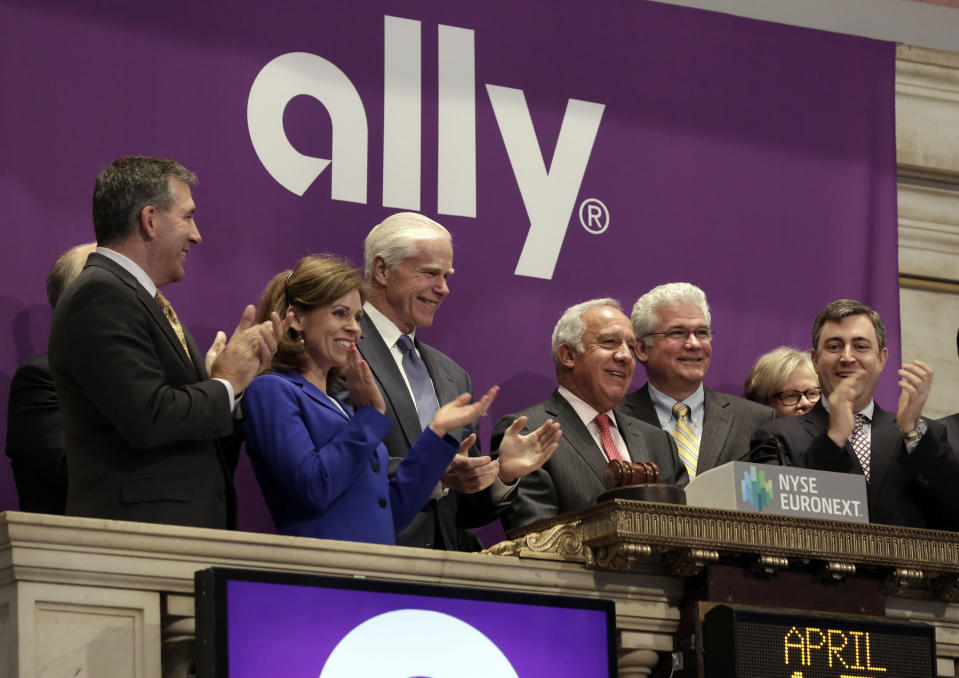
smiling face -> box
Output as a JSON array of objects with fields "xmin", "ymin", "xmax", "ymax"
[
  {"xmin": 636, "ymin": 302, "xmax": 712, "ymax": 400},
  {"xmin": 292, "ymin": 289, "xmax": 364, "ymax": 376},
  {"xmin": 558, "ymin": 306, "xmax": 636, "ymax": 413},
  {"xmin": 812, "ymin": 314, "xmax": 888, "ymax": 412},
  {"xmin": 147, "ymin": 178, "xmax": 201, "ymax": 286},
  {"xmin": 374, "ymin": 238, "xmax": 453, "ymax": 334}
]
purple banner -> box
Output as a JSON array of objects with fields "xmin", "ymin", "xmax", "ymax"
[{"xmin": 0, "ymin": 0, "xmax": 898, "ymax": 532}]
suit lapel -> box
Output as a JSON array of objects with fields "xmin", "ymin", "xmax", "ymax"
[
  {"xmin": 418, "ymin": 340, "xmax": 457, "ymax": 405},
  {"xmin": 621, "ymin": 384, "xmax": 660, "ymax": 427},
  {"xmin": 285, "ymin": 371, "xmax": 350, "ymax": 420},
  {"xmin": 357, "ymin": 315, "xmax": 422, "ymax": 446},
  {"xmin": 547, "ymin": 391, "xmax": 609, "ymax": 483},
  {"xmin": 699, "ymin": 387, "xmax": 733, "ymax": 473},
  {"xmin": 89, "ymin": 254, "xmax": 198, "ymax": 376},
  {"xmin": 866, "ymin": 405, "xmax": 898, "ymax": 504}
]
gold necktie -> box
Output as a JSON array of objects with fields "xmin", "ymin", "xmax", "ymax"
[
  {"xmin": 155, "ymin": 291, "xmax": 191, "ymax": 358},
  {"xmin": 671, "ymin": 402, "xmax": 699, "ymax": 479}
]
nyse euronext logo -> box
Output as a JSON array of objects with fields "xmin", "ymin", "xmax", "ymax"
[
  {"xmin": 247, "ymin": 15, "xmax": 605, "ymax": 280},
  {"xmin": 741, "ymin": 465, "xmax": 773, "ymax": 512}
]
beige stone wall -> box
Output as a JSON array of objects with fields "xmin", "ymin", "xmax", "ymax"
[{"xmin": 897, "ymin": 45, "xmax": 959, "ymax": 418}]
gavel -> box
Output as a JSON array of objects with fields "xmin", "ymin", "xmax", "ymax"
[{"xmin": 603, "ymin": 459, "xmax": 661, "ymax": 489}]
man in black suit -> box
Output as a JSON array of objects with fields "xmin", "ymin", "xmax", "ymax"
[
  {"xmin": 750, "ymin": 299, "xmax": 959, "ymax": 530},
  {"xmin": 357, "ymin": 212, "xmax": 557, "ymax": 550},
  {"xmin": 620, "ymin": 282, "xmax": 775, "ymax": 478},
  {"xmin": 937, "ymin": 328, "xmax": 959, "ymax": 447},
  {"xmin": 491, "ymin": 299, "xmax": 687, "ymax": 531},
  {"xmin": 6, "ymin": 242, "xmax": 95, "ymax": 513},
  {"xmin": 49, "ymin": 156, "xmax": 281, "ymax": 529}
]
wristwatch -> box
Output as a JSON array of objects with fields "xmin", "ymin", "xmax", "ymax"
[{"xmin": 903, "ymin": 417, "xmax": 928, "ymax": 442}]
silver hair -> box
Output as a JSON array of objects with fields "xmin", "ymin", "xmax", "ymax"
[
  {"xmin": 631, "ymin": 282, "xmax": 711, "ymax": 346},
  {"xmin": 744, "ymin": 346, "xmax": 815, "ymax": 405},
  {"xmin": 363, "ymin": 212, "xmax": 452, "ymax": 282},
  {"xmin": 551, "ymin": 298, "xmax": 622, "ymax": 369}
]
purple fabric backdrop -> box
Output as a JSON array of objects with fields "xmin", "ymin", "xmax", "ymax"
[{"xmin": 0, "ymin": 0, "xmax": 898, "ymax": 533}]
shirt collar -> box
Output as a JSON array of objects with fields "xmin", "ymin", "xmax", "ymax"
[
  {"xmin": 96, "ymin": 246, "xmax": 157, "ymax": 296},
  {"xmin": 557, "ymin": 386, "xmax": 617, "ymax": 430},
  {"xmin": 363, "ymin": 301, "xmax": 416, "ymax": 348},
  {"xmin": 648, "ymin": 381, "xmax": 705, "ymax": 422},
  {"xmin": 821, "ymin": 396, "xmax": 875, "ymax": 421}
]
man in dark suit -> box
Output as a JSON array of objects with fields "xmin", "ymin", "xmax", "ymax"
[
  {"xmin": 48, "ymin": 156, "xmax": 281, "ymax": 529},
  {"xmin": 936, "ymin": 328, "xmax": 959, "ymax": 447},
  {"xmin": 6, "ymin": 242, "xmax": 95, "ymax": 513},
  {"xmin": 750, "ymin": 299, "xmax": 959, "ymax": 530},
  {"xmin": 358, "ymin": 212, "xmax": 557, "ymax": 550},
  {"xmin": 491, "ymin": 299, "xmax": 687, "ymax": 531},
  {"xmin": 620, "ymin": 282, "xmax": 775, "ymax": 478}
]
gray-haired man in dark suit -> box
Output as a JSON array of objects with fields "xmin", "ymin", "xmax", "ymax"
[
  {"xmin": 491, "ymin": 298, "xmax": 687, "ymax": 531},
  {"xmin": 356, "ymin": 212, "xmax": 558, "ymax": 550},
  {"xmin": 620, "ymin": 282, "xmax": 775, "ymax": 478}
]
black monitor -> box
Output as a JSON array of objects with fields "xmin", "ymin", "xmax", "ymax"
[{"xmin": 195, "ymin": 566, "xmax": 618, "ymax": 677}]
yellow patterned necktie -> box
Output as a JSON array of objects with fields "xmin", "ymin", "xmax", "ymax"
[
  {"xmin": 671, "ymin": 402, "xmax": 699, "ymax": 479},
  {"xmin": 155, "ymin": 291, "xmax": 191, "ymax": 359}
]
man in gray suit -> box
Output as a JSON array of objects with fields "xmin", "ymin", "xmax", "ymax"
[
  {"xmin": 357, "ymin": 212, "xmax": 558, "ymax": 550},
  {"xmin": 491, "ymin": 299, "xmax": 687, "ymax": 531},
  {"xmin": 620, "ymin": 282, "xmax": 775, "ymax": 478}
]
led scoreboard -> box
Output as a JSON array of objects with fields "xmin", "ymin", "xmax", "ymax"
[{"xmin": 704, "ymin": 605, "xmax": 936, "ymax": 678}]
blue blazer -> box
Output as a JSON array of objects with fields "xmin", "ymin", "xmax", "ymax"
[{"xmin": 241, "ymin": 371, "xmax": 458, "ymax": 544}]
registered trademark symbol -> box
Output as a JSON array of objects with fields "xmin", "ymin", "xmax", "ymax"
[{"xmin": 579, "ymin": 198, "xmax": 609, "ymax": 234}]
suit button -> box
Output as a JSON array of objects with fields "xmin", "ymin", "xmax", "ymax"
[
  {"xmin": 378, "ymin": 498, "xmax": 387, "ymax": 508},
  {"xmin": 371, "ymin": 462, "xmax": 380, "ymax": 473}
]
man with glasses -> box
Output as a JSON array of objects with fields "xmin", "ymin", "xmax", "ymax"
[
  {"xmin": 620, "ymin": 282, "xmax": 776, "ymax": 478},
  {"xmin": 491, "ymin": 298, "xmax": 686, "ymax": 530},
  {"xmin": 750, "ymin": 299, "xmax": 959, "ymax": 529}
]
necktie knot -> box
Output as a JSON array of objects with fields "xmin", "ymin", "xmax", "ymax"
[
  {"xmin": 672, "ymin": 402, "xmax": 690, "ymax": 420},
  {"xmin": 396, "ymin": 334, "xmax": 415, "ymax": 354}
]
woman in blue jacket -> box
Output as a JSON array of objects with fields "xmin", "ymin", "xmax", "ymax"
[{"xmin": 241, "ymin": 254, "xmax": 496, "ymax": 544}]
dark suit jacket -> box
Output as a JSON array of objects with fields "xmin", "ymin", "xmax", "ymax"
[
  {"xmin": 750, "ymin": 401, "xmax": 959, "ymax": 530},
  {"xmin": 619, "ymin": 383, "xmax": 776, "ymax": 474},
  {"xmin": 48, "ymin": 252, "xmax": 237, "ymax": 528},
  {"xmin": 491, "ymin": 389, "xmax": 688, "ymax": 531},
  {"xmin": 241, "ymin": 371, "xmax": 457, "ymax": 544},
  {"xmin": 5, "ymin": 354, "xmax": 67, "ymax": 514},
  {"xmin": 355, "ymin": 314, "xmax": 495, "ymax": 550}
]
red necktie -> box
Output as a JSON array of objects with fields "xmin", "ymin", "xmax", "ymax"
[{"xmin": 594, "ymin": 414, "xmax": 625, "ymax": 461}]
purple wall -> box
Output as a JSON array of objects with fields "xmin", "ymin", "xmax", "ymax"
[{"xmin": 0, "ymin": 0, "xmax": 898, "ymax": 532}]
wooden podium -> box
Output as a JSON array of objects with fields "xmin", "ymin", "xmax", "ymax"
[{"xmin": 2, "ymin": 505, "xmax": 959, "ymax": 677}]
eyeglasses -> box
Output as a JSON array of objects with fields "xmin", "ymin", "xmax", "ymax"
[
  {"xmin": 774, "ymin": 388, "xmax": 822, "ymax": 406},
  {"xmin": 645, "ymin": 327, "xmax": 714, "ymax": 343}
]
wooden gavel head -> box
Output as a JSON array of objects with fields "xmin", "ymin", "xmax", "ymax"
[{"xmin": 603, "ymin": 460, "xmax": 662, "ymax": 489}]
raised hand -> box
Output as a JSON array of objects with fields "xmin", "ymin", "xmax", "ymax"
[
  {"xmin": 204, "ymin": 330, "xmax": 227, "ymax": 376},
  {"xmin": 344, "ymin": 344, "xmax": 385, "ymax": 414},
  {"xmin": 897, "ymin": 360, "xmax": 933, "ymax": 434},
  {"xmin": 440, "ymin": 433, "xmax": 501, "ymax": 494},
  {"xmin": 496, "ymin": 416, "xmax": 562, "ymax": 483},
  {"xmin": 826, "ymin": 371, "xmax": 865, "ymax": 447},
  {"xmin": 212, "ymin": 305, "xmax": 284, "ymax": 393},
  {"xmin": 428, "ymin": 386, "xmax": 499, "ymax": 438}
]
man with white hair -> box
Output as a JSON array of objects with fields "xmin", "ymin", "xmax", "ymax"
[
  {"xmin": 357, "ymin": 212, "xmax": 557, "ymax": 550},
  {"xmin": 491, "ymin": 298, "xmax": 686, "ymax": 531},
  {"xmin": 620, "ymin": 282, "xmax": 775, "ymax": 478}
]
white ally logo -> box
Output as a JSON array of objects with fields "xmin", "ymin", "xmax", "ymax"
[{"xmin": 247, "ymin": 15, "xmax": 605, "ymax": 280}]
